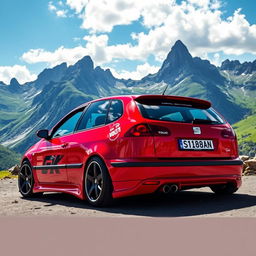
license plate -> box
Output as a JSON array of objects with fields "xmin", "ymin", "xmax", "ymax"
[{"xmin": 178, "ymin": 139, "xmax": 214, "ymax": 150}]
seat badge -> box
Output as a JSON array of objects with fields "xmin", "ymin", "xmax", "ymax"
[{"xmin": 193, "ymin": 127, "xmax": 201, "ymax": 135}]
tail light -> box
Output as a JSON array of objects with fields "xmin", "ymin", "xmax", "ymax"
[
  {"xmin": 125, "ymin": 123, "xmax": 171, "ymax": 137},
  {"xmin": 221, "ymin": 128, "xmax": 236, "ymax": 139},
  {"xmin": 126, "ymin": 124, "xmax": 152, "ymax": 137}
]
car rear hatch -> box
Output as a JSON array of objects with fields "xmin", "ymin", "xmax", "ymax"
[{"xmin": 135, "ymin": 95, "xmax": 238, "ymax": 159}]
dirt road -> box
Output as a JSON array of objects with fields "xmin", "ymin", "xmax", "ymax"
[{"xmin": 1, "ymin": 177, "xmax": 256, "ymax": 217}]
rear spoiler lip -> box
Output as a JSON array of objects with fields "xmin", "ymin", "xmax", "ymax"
[{"xmin": 134, "ymin": 95, "xmax": 211, "ymax": 109}]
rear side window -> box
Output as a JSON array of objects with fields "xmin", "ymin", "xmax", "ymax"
[
  {"xmin": 106, "ymin": 100, "xmax": 123, "ymax": 123},
  {"xmin": 76, "ymin": 100, "xmax": 110, "ymax": 131},
  {"xmin": 137, "ymin": 103, "xmax": 225, "ymax": 124}
]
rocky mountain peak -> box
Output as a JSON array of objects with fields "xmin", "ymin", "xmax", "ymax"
[
  {"xmin": 158, "ymin": 40, "xmax": 193, "ymax": 76},
  {"xmin": 8, "ymin": 78, "xmax": 22, "ymax": 92},
  {"xmin": 75, "ymin": 56, "xmax": 94, "ymax": 70},
  {"xmin": 10, "ymin": 78, "xmax": 20, "ymax": 86},
  {"xmin": 171, "ymin": 40, "xmax": 191, "ymax": 57},
  {"xmin": 36, "ymin": 62, "xmax": 67, "ymax": 87},
  {"xmin": 163, "ymin": 40, "xmax": 192, "ymax": 67},
  {"xmin": 220, "ymin": 59, "xmax": 256, "ymax": 75}
]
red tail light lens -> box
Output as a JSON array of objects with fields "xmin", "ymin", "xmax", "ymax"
[
  {"xmin": 125, "ymin": 124, "xmax": 152, "ymax": 137},
  {"xmin": 125, "ymin": 124, "xmax": 170, "ymax": 137},
  {"xmin": 221, "ymin": 128, "xmax": 236, "ymax": 139}
]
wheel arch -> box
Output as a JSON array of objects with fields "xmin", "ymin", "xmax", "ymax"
[
  {"xmin": 21, "ymin": 157, "xmax": 30, "ymax": 164},
  {"xmin": 84, "ymin": 153, "xmax": 110, "ymax": 176}
]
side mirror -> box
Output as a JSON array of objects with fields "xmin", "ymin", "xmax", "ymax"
[{"xmin": 37, "ymin": 129, "xmax": 50, "ymax": 140}]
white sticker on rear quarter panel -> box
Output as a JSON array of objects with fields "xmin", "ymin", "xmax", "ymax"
[{"xmin": 109, "ymin": 123, "xmax": 121, "ymax": 141}]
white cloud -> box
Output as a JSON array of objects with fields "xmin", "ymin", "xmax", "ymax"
[
  {"xmin": 126, "ymin": 1, "xmax": 256, "ymax": 61},
  {"xmin": 56, "ymin": 10, "xmax": 67, "ymax": 17},
  {"xmin": 21, "ymin": 46, "xmax": 89, "ymax": 67},
  {"xmin": 66, "ymin": 0, "xmax": 88, "ymax": 13},
  {"xmin": 48, "ymin": 1, "xmax": 67, "ymax": 18},
  {"xmin": 110, "ymin": 63, "xmax": 160, "ymax": 80},
  {"xmin": 21, "ymin": 34, "xmax": 145, "ymax": 67},
  {"xmin": 0, "ymin": 65, "xmax": 37, "ymax": 84},
  {"xmin": 27, "ymin": 0, "xmax": 256, "ymax": 77},
  {"xmin": 44, "ymin": 1, "xmax": 256, "ymax": 62},
  {"xmin": 65, "ymin": 0, "xmax": 174, "ymax": 32},
  {"xmin": 48, "ymin": 1, "xmax": 57, "ymax": 11}
]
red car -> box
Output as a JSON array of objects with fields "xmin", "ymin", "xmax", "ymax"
[{"xmin": 18, "ymin": 95, "xmax": 243, "ymax": 206}]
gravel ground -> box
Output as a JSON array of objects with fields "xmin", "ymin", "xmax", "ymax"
[{"xmin": 1, "ymin": 177, "xmax": 256, "ymax": 217}]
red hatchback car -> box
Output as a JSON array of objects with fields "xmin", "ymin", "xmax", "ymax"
[{"xmin": 18, "ymin": 95, "xmax": 243, "ymax": 206}]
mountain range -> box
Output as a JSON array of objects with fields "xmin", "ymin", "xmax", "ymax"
[{"xmin": 0, "ymin": 40, "xmax": 255, "ymax": 154}]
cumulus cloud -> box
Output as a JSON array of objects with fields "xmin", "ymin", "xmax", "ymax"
[
  {"xmin": 63, "ymin": 0, "xmax": 256, "ymax": 56},
  {"xmin": 22, "ymin": 0, "xmax": 256, "ymax": 79},
  {"xmin": 41, "ymin": 0, "xmax": 256, "ymax": 64},
  {"xmin": 0, "ymin": 65, "xmax": 37, "ymax": 84},
  {"xmin": 65, "ymin": 0, "xmax": 174, "ymax": 32},
  {"xmin": 21, "ymin": 34, "xmax": 147, "ymax": 67},
  {"xmin": 110, "ymin": 63, "xmax": 160, "ymax": 80},
  {"xmin": 48, "ymin": 1, "xmax": 57, "ymax": 11},
  {"xmin": 66, "ymin": 0, "xmax": 88, "ymax": 13},
  {"xmin": 56, "ymin": 10, "xmax": 67, "ymax": 17},
  {"xmin": 48, "ymin": 1, "xmax": 67, "ymax": 18},
  {"xmin": 21, "ymin": 46, "xmax": 89, "ymax": 67}
]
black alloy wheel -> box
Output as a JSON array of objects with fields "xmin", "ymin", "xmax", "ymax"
[
  {"xmin": 18, "ymin": 161, "xmax": 34, "ymax": 197},
  {"xmin": 85, "ymin": 157, "xmax": 113, "ymax": 207}
]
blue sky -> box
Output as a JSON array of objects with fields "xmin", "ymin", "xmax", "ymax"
[{"xmin": 0, "ymin": 0, "xmax": 256, "ymax": 84}]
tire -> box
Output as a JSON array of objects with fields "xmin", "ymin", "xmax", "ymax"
[
  {"xmin": 84, "ymin": 157, "xmax": 113, "ymax": 207},
  {"xmin": 210, "ymin": 183, "xmax": 238, "ymax": 195},
  {"xmin": 18, "ymin": 160, "xmax": 43, "ymax": 198},
  {"xmin": 18, "ymin": 160, "xmax": 35, "ymax": 197}
]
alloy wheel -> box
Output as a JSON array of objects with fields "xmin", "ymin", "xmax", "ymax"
[
  {"xmin": 18, "ymin": 164, "xmax": 33, "ymax": 195},
  {"xmin": 85, "ymin": 161, "xmax": 103, "ymax": 202}
]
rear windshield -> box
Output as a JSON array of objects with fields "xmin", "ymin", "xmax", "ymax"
[{"xmin": 137, "ymin": 103, "xmax": 225, "ymax": 124}]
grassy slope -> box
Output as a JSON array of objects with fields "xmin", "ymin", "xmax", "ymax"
[
  {"xmin": 233, "ymin": 114, "xmax": 256, "ymax": 154},
  {"xmin": 234, "ymin": 115, "xmax": 256, "ymax": 142},
  {"xmin": 0, "ymin": 88, "xmax": 28, "ymax": 127},
  {"xmin": 0, "ymin": 145, "xmax": 21, "ymax": 170}
]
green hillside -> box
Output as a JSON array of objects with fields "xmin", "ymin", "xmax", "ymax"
[
  {"xmin": 233, "ymin": 114, "xmax": 256, "ymax": 155},
  {"xmin": 0, "ymin": 145, "xmax": 21, "ymax": 170}
]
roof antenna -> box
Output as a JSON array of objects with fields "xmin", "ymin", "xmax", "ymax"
[{"xmin": 162, "ymin": 83, "xmax": 169, "ymax": 95}]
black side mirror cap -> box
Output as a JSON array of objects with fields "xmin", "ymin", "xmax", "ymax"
[{"xmin": 37, "ymin": 129, "xmax": 50, "ymax": 140}]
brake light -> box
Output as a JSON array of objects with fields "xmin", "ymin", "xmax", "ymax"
[
  {"xmin": 125, "ymin": 124, "xmax": 170, "ymax": 137},
  {"xmin": 221, "ymin": 128, "xmax": 236, "ymax": 139},
  {"xmin": 125, "ymin": 124, "xmax": 152, "ymax": 137}
]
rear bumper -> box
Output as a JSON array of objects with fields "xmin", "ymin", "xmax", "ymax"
[{"xmin": 107, "ymin": 158, "xmax": 243, "ymax": 198}]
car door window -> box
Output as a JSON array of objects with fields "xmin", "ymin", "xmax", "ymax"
[
  {"xmin": 106, "ymin": 100, "xmax": 123, "ymax": 123},
  {"xmin": 52, "ymin": 110, "xmax": 83, "ymax": 138},
  {"xmin": 76, "ymin": 100, "xmax": 110, "ymax": 131}
]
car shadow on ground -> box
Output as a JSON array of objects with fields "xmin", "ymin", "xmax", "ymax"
[{"xmin": 23, "ymin": 190, "xmax": 256, "ymax": 217}]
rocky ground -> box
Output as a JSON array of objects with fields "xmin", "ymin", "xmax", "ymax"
[
  {"xmin": 1, "ymin": 176, "xmax": 256, "ymax": 217},
  {"xmin": 241, "ymin": 155, "xmax": 256, "ymax": 175}
]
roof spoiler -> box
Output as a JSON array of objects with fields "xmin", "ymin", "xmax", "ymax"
[{"xmin": 134, "ymin": 95, "xmax": 211, "ymax": 109}]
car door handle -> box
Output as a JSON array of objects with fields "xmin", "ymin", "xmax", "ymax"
[{"xmin": 61, "ymin": 143, "xmax": 69, "ymax": 148}]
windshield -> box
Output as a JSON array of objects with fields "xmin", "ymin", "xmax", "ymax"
[{"xmin": 137, "ymin": 102, "xmax": 225, "ymax": 124}]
